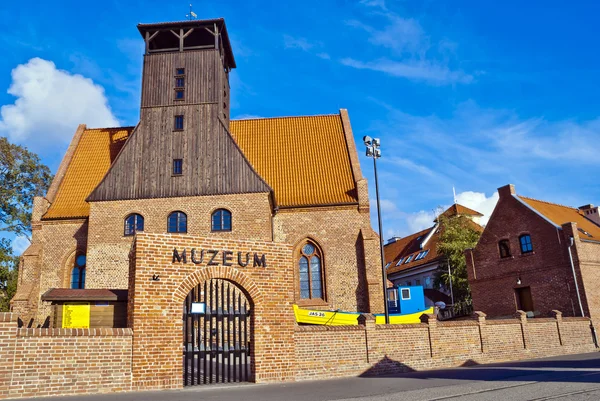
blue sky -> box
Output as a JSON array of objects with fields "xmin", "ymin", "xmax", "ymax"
[{"xmin": 1, "ymin": 0, "xmax": 600, "ymax": 251}]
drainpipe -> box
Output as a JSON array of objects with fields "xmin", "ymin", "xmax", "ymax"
[{"xmin": 567, "ymin": 236, "xmax": 585, "ymax": 317}]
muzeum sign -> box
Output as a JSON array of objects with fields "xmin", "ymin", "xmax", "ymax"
[{"xmin": 172, "ymin": 248, "xmax": 267, "ymax": 268}]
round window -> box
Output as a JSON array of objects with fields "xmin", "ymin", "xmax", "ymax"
[
  {"xmin": 76, "ymin": 255, "xmax": 86, "ymax": 267},
  {"xmin": 302, "ymin": 243, "xmax": 315, "ymax": 255}
]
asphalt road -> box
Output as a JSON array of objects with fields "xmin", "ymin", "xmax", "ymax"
[{"xmin": 17, "ymin": 352, "xmax": 600, "ymax": 401}]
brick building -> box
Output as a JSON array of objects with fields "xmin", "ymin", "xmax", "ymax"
[
  {"xmin": 384, "ymin": 204, "xmax": 483, "ymax": 305},
  {"xmin": 8, "ymin": 17, "xmax": 386, "ymax": 383},
  {"xmin": 466, "ymin": 184, "xmax": 600, "ymax": 320}
]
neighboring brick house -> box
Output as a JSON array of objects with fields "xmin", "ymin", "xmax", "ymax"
[
  {"xmin": 466, "ymin": 184, "xmax": 600, "ymax": 320},
  {"xmin": 11, "ymin": 17, "xmax": 384, "ymax": 328},
  {"xmin": 384, "ymin": 204, "xmax": 483, "ymax": 305}
]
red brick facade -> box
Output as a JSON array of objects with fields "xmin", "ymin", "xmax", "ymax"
[{"xmin": 467, "ymin": 184, "xmax": 600, "ymax": 321}]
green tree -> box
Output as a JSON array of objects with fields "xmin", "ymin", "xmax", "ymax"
[
  {"xmin": 0, "ymin": 137, "xmax": 52, "ymax": 311},
  {"xmin": 0, "ymin": 137, "xmax": 53, "ymax": 237},
  {"xmin": 0, "ymin": 238, "xmax": 18, "ymax": 311},
  {"xmin": 434, "ymin": 214, "xmax": 482, "ymax": 303}
]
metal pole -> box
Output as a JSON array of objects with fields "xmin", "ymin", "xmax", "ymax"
[
  {"xmin": 373, "ymin": 156, "xmax": 390, "ymax": 324},
  {"xmin": 448, "ymin": 259, "xmax": 454, "ymax": 305}
]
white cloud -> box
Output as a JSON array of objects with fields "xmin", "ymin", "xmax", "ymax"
[
  {"xmin": 347, "ymin": 15, "xmax": 426, "ymax": 55},
  {"xmin": 341, "ymin": 57, "xmax": 472, "ymax": 85},
  {"xmin": 233, "ymin": 114, "xmax": 263, "ymax": 120},
  {"xmin": 455, "ymin": 191, "xmax": 499, "ymax": 226},
  {"xmin": 283, "ymin": 35, "xmax": 314, "ymax": 52},
  {"xmin": 360, "ymin": 0, "xmax": 387, "ymax": 10},
  {"xmin": 371, "ymin": 198, "xmax": 397, "ymax": 213},
  {"xmin": 406, "ymin": 210, "xmax": 436, "ymax": 233},
  {"xmin": 0, "ymin": 58, "xmax": 118, "ymax": 151},
  {"xmin": 12, "ymin": 236, "xmax": 30, "ymax": 255}
]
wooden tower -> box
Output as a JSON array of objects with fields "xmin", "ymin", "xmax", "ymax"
[{"xmin": 88, "ymin": 19, "xmax": 270, "ymax": 202}]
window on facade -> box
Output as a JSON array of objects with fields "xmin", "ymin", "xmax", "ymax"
[
  {"xmin": 385, "ymin": 262, "xmax": 391, "ymax": 269},
  {"xmin": 425, "ymin": 276, "xmax": 431, "ymax": 288},
  {"xmin": 395, "ymin": 257, "xmax": 404, "ymax": 266},
  {"xmin": 173, "ymin": 159, "xmax": 183, "ymax": 175},
  {"xmin": 175, "ymin": 89, "xmax": 185, "ymax": 100},
  {"xmin": 406, "ymin": 280, "xmax": 411, "ymax": 286},
  {"xmin": 404, "ymin": 255, "xmax": 413, "ymax": 264},
  {"xmin": 176, "ymin": 68, "xmax": 185, "ymax": 75},
  {"xmin": 298, "ymin": 241, "xmax": 324, "ymax": 300},
  {"xmin": 415, "ymin": 279, "xmax": 421, "ymax": 286},
  {"xmin": 176, "ymin": 77, "xmax": 185, "ymax": 87},
  {"xmin": 174, "ymin": 115, "xmax": 184, "ymax": 130},
  {"xmin": 124, "ymin": 213, "xmax": 144, "ymax": 236},
  {"xmin": 519, "ymin": 234, "xmax": 533, "ymax": 254},
  {"xmin": 499, "ymin": 239, "xmax": 511, "ymax": 258},
  {"xmin": 168, "ymin": 211, "xmax": 187, "ymax": 233},
  {"xmin": 70, "ymin": 254, "xmax": 86, "ymax": 289},
  {"xmin": 211, "ymin": 209, "xmax": 232, "ymax": 232},
  {"xmin": 174, "ymin": 68, "xmax": 185, "ymax": 100}
]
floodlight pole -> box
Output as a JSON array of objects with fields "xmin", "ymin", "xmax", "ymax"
[{"xmin": 372, "ymin": 155, "xmax": 390, "ymax": 324}]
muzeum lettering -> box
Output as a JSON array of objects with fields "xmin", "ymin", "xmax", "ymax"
[{"xmin": 172, "ymin": 248, "xmax": 267, "ymax": 268}]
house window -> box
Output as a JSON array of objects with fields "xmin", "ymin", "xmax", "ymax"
[
  {"xmin": 174, "ymin": 68, "xmax": 185, "ymax": 100},
  {"xmin": 174, "ymin": 115, "xmax": 184, "ymax": 130},
  {"xmin": 406, "ymin": 280, "xmax": 411, "ymax": 286},
  {"xmin": 401, "ymin": 288, "xmax": 411, "ymax": 300},
  {"xmin": 173, "ymin": 159, "xmax": 183, "ymax": 175},
  {"xmin": 404, "ymin": 255, "xmax": 413, "ymax": 264},
  {"xmin": 176, "ymin": 77, "xmax": 185, "ymax": 87},
  {"xmin": 175, "ymin": 89, "xmax": 185, "ymax": 100},
  {"xmin": 385, "ymin": 262, "xmax": 391, "ymax": 269},
  {"xmin": 211, "ymin": 209, "xmax": 232, "ymax": 232},
  {"xmin": 415, "ymin": 279, "xmax": 421, "ymax": 286},
  {"xmin": 168, "ymin": 211, "xmax": 187, "ymax": 233},
  {"xmin": 124, "ymin": 213, "xmax": 144, "ymax": 236},
  {"xmin": 298, "ymin": 241, "xmax": 324, "ymax": 300},
  {"xmin": 176, "ymin": 68, "xmax": 185, "ymax": 75},
  {"xmin": 519, "ymin": 234, "xmax": 533, "ymax": 254},
  {"xmin": 395, "ymin": 257, "xmax": 404, "ymax": 266},
  {"xmin": 70, "ymin": 254, "xmax": 86, "ymax": 289},
  {"xmin": 499, "ymin": 239, "xmax": 511, "ymax": 258},
  {"xmin": 425, "ymin": 276, "xmax": 431, "ymax": 288}
]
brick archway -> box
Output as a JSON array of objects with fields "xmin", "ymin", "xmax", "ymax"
[{"xmin": 173, "ymin": 267, "xmax": 263, "ymax": 307}]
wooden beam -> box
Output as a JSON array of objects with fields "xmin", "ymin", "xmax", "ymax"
[
  {"xmin": 182, "ymin": 45, "xmax": 214, "ymax": 50},
  {"xmin": 145, "ymin": 31, "xmax": 149, "ymax": 54},
  {"xmin": 214, "ymin": 23, "xmax": 219, "ymax": 49},
  {"xmin": 170, "ymin": 29, "xmax": 181, "ymax": 39},
  {"xmin": 204, "ymin": 26, "xmax": 216, "ymax": 36},
  {"xmin": 182, "ymin": 28, "xmax": 195, "ymax": 39},
  {"xmin": 148, "ymin": 47, "xmax": 179, "ymax": 53},
  {"xmin": 179, "ymin": 28, "xmax": 184, "ymax": 52},
  {"xmin": 148, "ymin": 31, "xmax": 160, "ymax": 41}
]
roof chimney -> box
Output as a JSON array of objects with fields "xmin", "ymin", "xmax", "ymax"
[
  {"xmin": 498, "ymin": 184, "xmax": 516, "ymax": 199},
  {"xmin": 579, "ymin": 204, "xmax": 600, "ymax": 225}
]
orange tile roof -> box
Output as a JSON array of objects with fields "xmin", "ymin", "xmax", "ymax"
[
  {"xmin": 384, "ymin": 226, "xmax": 441, "ymax": 276},
  {"xmin": 229, "ymin": 114, "xmax": 358, "ymax": 207},
  {"xmin": 439, "ymin": 203, "xmax": 483, "ymax": 219},
  {"xmin": 44, "ymin": 113, "xmax": 358, "ymax": 219},
  {"xmin": 519, "ymin": 196, "xmax": 600, "ymax": 240},
  {"xmin": 43, "ymin": 127, "xmax": 133, "ymax": 219}
]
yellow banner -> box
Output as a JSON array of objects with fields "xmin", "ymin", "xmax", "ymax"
[{"xmin": 62, "ymin": 302, "xmax": 91, "ymax": 328}]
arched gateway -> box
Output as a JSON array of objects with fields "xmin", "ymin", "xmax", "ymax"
[{"xmin": 183, "ymin": 279, "xmax": 252, "ymax": 385}]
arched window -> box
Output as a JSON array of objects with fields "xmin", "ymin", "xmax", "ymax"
[
  {"xmin": 211, "ymin": 209, "xmax": 232, "ymax": 232},
  {"xmin": 298, "ymin": 241, "xmax": 324, "ymax": 300},
  {"xmin": 498, "ymin": 239, "xmax": 511, "ymax": 258},
  {"xmin": 124, "ymin": 213, "xmax": 144, "ymax": 236},
  {"xmin": 70, "ymin": 254, "xmax": 86, "ymax": 289},
  {"xmin": 168, "ymin": 211, "xmax": 187, "ymax": 233},
  {"xmin": 519, "ymin": 234, "xmax": 533, "ymax": 254}
]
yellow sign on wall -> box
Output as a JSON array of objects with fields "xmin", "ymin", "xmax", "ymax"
[{"xmin": 62, "ymin": 302, "xmax": 91, "ymax": 328}]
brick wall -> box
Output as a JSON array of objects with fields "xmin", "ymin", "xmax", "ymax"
[
  {"xmin": 274, "ymin": 206, "xmax": 384, "ymax": 314},
  {"xmin": 294, "ymin": 310, "xmax": 597, "ymax": 381},
  {"xmin": 87, "ymin": 193, "xmax": 273, "ymax": 290},
  {"xmin": 0, "ymin": 312, "xmax": 132, "ymax": 399}
]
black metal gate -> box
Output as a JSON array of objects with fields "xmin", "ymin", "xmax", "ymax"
[{"xmin": 183, "ymin": 279, "xmax": 251, "ymax": 386}]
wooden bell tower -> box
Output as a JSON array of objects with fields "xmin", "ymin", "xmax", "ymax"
[{"xmin": 137, "ymin": 19, "xmax": 236, "ymax": 127}]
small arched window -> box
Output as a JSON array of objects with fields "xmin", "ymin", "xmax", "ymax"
[
  {"xmin": 298, "ymin": 241, "xmax": 324, "ymax": 300},
  {"xmin": 70, "ymin": 254, "xmax": 86, "ymax": 289},
  {"xmin": 498, "ymin": 239, "xmax": 511, "ymax": 258},
  {"xmin": 211, "ymin": 209, "xmax": 232, "ymax": 232},
  {"xmin": 168, "ymin": 211, "xmax": 187, "ymax": 233},
  {"xmin": 519, "ymin": 234, "xmax": 533, "ymax": 254},
  {"xmin": 124, "ymin": 213, "xmax": 144, "ymax": 236}
]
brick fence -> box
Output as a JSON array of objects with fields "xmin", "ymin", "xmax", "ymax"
[
  {"xmin": 0, "ymin": 309, "xmax": 597, "ymax": 399},
  {"xmin": 294, "ymin": 310, "xmax": 597, "ymax": 380},
  {"xmin": 0, "ymin": 313, "xmax": 132, "ymax": 399}
]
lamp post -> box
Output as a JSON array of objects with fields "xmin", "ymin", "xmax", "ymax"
[{"xmin": 363, "ymin": 135, "xmax": 389, "ymax": 324}]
